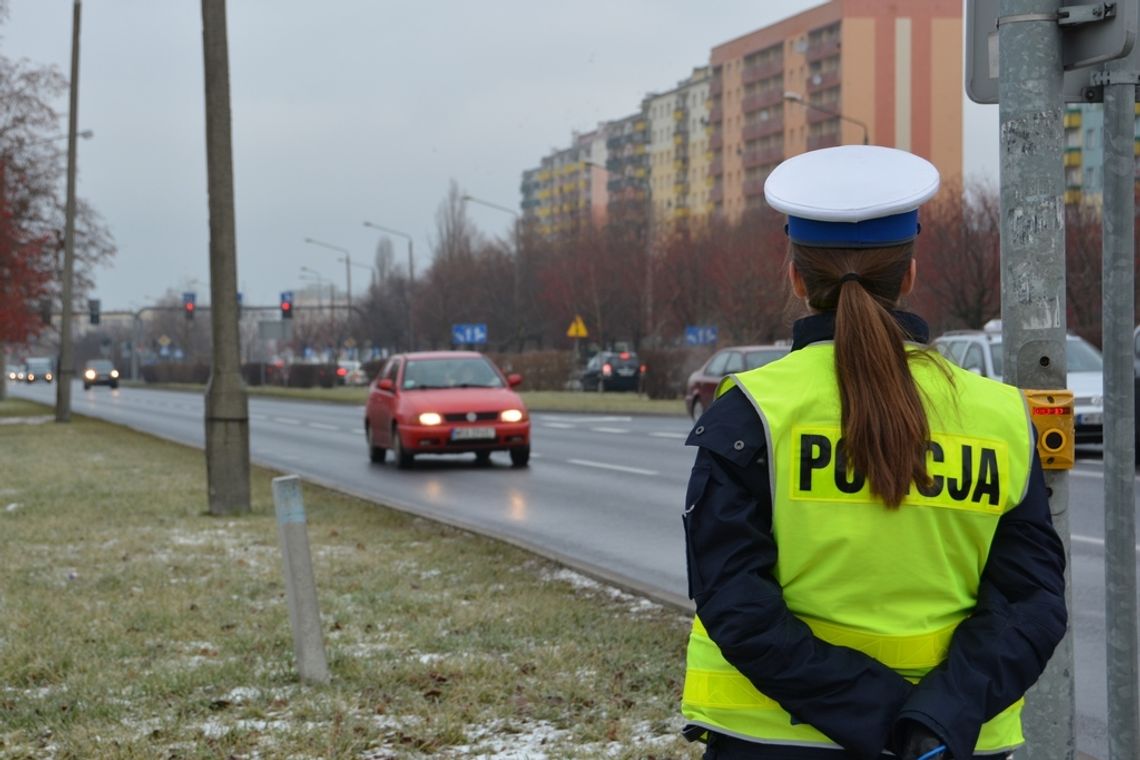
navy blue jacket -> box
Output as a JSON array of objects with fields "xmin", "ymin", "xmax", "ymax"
[{"xmin": 682, "ymin": 313, "xmax": 1067, "ymax": 760}]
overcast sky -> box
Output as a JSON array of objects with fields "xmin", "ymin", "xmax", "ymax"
[{"xmin": 3, "ymin": 1, "xmax": 998, "ymax": 311}]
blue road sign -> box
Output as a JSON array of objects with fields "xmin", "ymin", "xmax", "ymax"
[
  {"xmin": 451, "ymin": 323, "xmax": 488, "ymax": 345},
  {"xmin": 685, "ymin": 325, "xmax": 718, "ymax": 346}
]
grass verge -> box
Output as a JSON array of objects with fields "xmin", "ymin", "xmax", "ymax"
[
  {"xmin": 0, "ymin": 398, "xmax": 698, "ymax": 759},
  {"xmin": 123, "ymin": 382, "xmax": 689, "ymax": 416}
]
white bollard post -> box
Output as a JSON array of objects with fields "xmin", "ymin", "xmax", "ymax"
[{"xmin": 271, "ymin": 475, "xmax": 330, "ymax": 685}]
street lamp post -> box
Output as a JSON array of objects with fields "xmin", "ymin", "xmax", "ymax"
[
  {"xmin": 303, "ymin": 237, "xmax": 352, "ymax": 312},
  {"xmin": 299, "ymin": 267, "xmax": 329, "ymax": 314},
  {"xmin": 363, "ymin": 221, "xmax": 416, "ymax": 349},
  {"xmin": 460, "ymin": 195, "xmax": 521, "ymax": 350},
  {"xmin": 55, "ymin": 0, "xmax": 82, "ymax": 423},
  {"xmin": 783, "ymin": 91, "xmax": 870, "ymax": 145}
]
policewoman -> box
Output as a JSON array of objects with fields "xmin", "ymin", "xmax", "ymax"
[{"xmin": 680, "ymin": 146, "xmax": 1067, "ymax": 760}]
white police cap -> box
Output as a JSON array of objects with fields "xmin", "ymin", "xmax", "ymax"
[{"xmin": 764, "ymin": 145, "xmax": 940, "ymax": 248}]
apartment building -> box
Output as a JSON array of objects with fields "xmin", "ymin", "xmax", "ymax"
[
  {"xmin": 645, "ymin": 67, "xmax": 713, "ymax": 235},
  {"xmin": 1062, "ymin": 104, "xmax": 1140, "ymax": 207},
  {"xmin": 520, "ymin": 130, "xmax": 609, "ymax": 238},
  {"xmin": 708, "ymin": 0, "xmax": 963, "ymax": 221}
]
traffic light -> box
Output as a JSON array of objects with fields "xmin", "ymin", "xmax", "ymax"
[
  {"xmin": 182, "ymin": 291, "xmax": 196, "ymax": 321},
  {"xmin": 280, "ymin": 291, "xmax": 294, "ymax": 319},
  {"xmin": 88, "ymin": 298, "xmax": 101, "ymax": 325}
]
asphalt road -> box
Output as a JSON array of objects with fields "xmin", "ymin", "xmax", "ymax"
[{"xmin": 10, "ymin": 380, "xmax": 1139, "ymax": 760}]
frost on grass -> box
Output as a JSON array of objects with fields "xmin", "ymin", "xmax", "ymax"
[{"xmin": 540, "ymin": 568, "xmax": 664, "ymax": 616}]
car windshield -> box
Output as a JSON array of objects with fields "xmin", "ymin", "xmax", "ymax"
[
  {"xmin": 990, "ymin": 337, "xmax": 1102, "ymax": 375},
  {"xmin": 402, "ymin": 358, "xmax": 503, "ymax": 389},
  {"xmin": 26, "ymin": 359, "xmax": 52, "ymax": 371},
  {"xmin": 744, "ymin": 348, "xmax": 788, "ymax": 370},
  {"xmin": 88, "ymin": 360, "xmax": 114, "ymax": 371}
]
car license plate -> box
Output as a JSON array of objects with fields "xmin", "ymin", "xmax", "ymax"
[
  {"xmin": 451, "ymin": 427, "xmax": 496, "ymax": 441},
  {"xmin": 1077, "ymin": 412, "xmax": 1103, "ymax": 426},
  {"xmin": 617, "ymin": 367, "xmax": 635, "ymax": 376}
]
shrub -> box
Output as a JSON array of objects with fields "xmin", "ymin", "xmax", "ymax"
[{"xmin": 486, "ymin": 351, "xmax": 577, "ymax": 391}]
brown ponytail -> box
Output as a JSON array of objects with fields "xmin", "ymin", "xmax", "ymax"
[{"xmin": 791, "ymin": 242, "xmax": 932, "ymax": 508}]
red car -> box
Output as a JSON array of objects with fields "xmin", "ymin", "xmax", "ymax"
[
  {"xmin": 685, "ymin": 344, "xmax": 790, "ymax": 419},
  {"xmin": 364, "ymin": 351, "xmax": 530, "ymax": 468}
]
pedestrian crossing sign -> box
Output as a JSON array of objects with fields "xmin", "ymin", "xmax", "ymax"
[{"xmin": 566, "ymin": 315, "xmax": 588, "ymax": 338}]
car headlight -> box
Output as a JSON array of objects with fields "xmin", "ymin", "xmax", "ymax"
[
  {"xmin": 418, "ymin": 412, "xmax": 442, "ymax": 426},
  {"xmin": 45, "ymin": 373, "xmax": 52, "ymax": 381},
  {"xmin": 110, "ymin": 370, "xmax": 119, "ymax": 378},
  {"xmin": 500, "ymin": 409, "xmax": 524, "ymax": 423},
  {"xmin": 85, "ymin": 370, "xmax": 96, "ymax": 379}
]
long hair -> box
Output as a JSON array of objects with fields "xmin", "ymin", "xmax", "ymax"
[{"xmin": 791, "ymin": 242, "xmax": 933, "ymax": 508}]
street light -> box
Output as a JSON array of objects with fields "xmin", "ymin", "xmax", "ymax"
[
  {"xmin": 783, "ymin": 91, "xmax": 869, "ymax": 145},
  {"xmin": 461, "ymin": 194, "xmax": 525, "ymax": 350},
  {"xmin": 302, "ymin": 237, "xmax": 352, "ymax": 312},
  {"xmin": 363, "ymin": 220, "xmax": 416, "ymax": 348}
]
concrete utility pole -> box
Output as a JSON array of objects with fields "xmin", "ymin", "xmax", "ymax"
[
  {"xmin": 201, "ymin": 0, "xmax": 250, "ymax": 515},
  {"xmin": 55, "ymin": 0, "xmax": 81, "ymax": 423},
  {"xmin": 1100, "ymin": 54, "xmax": 1140, "ymax": 760},
  {"xmin": 996, "ymin": 2, "xmax": 1074, "ymax": 757}
]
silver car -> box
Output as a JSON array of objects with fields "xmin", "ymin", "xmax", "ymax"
[{"xmin": 934, "ymin": 324, "xmax": 1103, "ymax": 445}]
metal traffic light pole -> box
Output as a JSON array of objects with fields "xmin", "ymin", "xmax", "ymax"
[
  {"xmin": 996, "ymin": 2, "xmax": 1074, "ymax": 757},
  {"xmin": 1098, "ymin": 51, "xmax": 1140, "ymax": 760}
]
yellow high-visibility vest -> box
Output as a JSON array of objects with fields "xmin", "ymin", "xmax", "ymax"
[{"xmin": 682, "ymin": 342, "xmax": 1033, "ymax": 753}]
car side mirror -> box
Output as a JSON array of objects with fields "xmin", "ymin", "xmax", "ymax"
[
  {"xmin": 507, "ymin": 373, "xmax": 523, "ymax": 388},
  {"xmin": 378, "ymin": 378, "xmax": 394, "ymax": 391}
]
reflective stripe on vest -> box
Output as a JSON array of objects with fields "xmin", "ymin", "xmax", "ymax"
[{"xmin": 682, "ymin": 343, "xmax": 1032, "ymax": 753}]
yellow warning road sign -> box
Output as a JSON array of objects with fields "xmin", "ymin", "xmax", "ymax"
[{"xmin": 566, "ymin": 315, "xmax": 588, "ymax": 339}]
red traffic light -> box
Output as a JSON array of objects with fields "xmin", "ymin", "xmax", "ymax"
[{"xmin": 281, "ymin": 302, "xmax": 291, "ymax": 311}]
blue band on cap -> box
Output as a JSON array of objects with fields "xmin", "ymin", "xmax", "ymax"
[{"xmin": 786, "ymin": 210, "xmax": 919, "ymax": 247}]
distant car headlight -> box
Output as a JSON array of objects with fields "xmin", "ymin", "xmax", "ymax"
[
  {"xmin": 500, "ymin": 409, "xmax": 524, "ymax": 423},
  {"xmin": 110, "ymin": 370, "xmax": 119, "ymax": 378},
  {"xmin": 418, "ymin": 412, "xmax": 442, "ymax": 426},
  {"xmin": 45, "ymin": 373, "xmax": 53, "ymax": 381},
  {"xmin": 85, "ymin": 369, "xmax": 96, "ymax": 380}
]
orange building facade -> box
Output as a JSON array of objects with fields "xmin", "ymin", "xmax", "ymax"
[{"xmin": 708, "ymin": 0, "xmax": 962, "ymax": 221}]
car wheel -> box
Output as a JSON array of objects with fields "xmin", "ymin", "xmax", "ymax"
[
  {"xmin": 110, "ymin": 382, "xmax": 119, "ymax": 389},
  {"xmin": 391, "ymin": 425, "xmax": 414, "ymax": 469},
  {"xmin": 475, "ymin": 450, "xmax": 492, "ymax": 466},
  {"xmin": 691, "ymin": 398, "xmax": 704, "ymax": 420},
  {"xmin": 83, "ymin": 383, "xmax": 91, "ymax": 391},
  {"xmin": 510, "ymin": 445, "xmax": 530, "ymax": 468},
  {"xmin": 366, "ymin": 423, "xmax": 387, "ymax": 464},
  {"xmin": 596, "ymin": 379, "xmax": 605, "ymax": 393}
]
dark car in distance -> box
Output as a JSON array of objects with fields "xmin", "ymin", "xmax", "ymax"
[
  {"xmin": 83, "ymin": 359, "xmax": 120, "ymax": 389},
  {"xmin": 685, "ymin": 344, "xmax": 790, "ymax": 419},
  {"xmin": 580, "ymin": 351, "xmax": 644, "ymax": 392}
]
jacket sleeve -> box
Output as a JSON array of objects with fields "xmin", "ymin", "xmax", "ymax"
[
  {"xmin": 684, "ymin": 387, "xmax": 914, "ymax": 760},
  {"xmin": 893, "ymin": 433, "xmax": 1068, "ymax": 760}
]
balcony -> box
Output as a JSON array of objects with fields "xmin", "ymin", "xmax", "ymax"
[
  {"xmin": 742, "ymin": 57, "xmax": 783, "ymax": 85},
  {"xmin": 709, "ymin": 78, "xmax": 722, "ymax": 96},
  {"xmin": 708, "ymin": 105, "xmax": 724, "ymax": 124},
  {"xmin": 741, "ymin": 146, "xmax": 783, "ymax": 169},
  {"xmin": 743, "ymin": 178, "xmax": 766, "ymax": 197},
  {"xmin": 807, "ymin": 132, "xmax": 840, "ymax": 151},
  {"xmin": 807, "ymin": 106, "xmax": 839, "ymax": 125},
  {"xmin": 805, "ymin": 70, "xmax": 840, "ymax": 94},
  {"xmin": 710, "ymin": 158, "xmax": 724, "ymax": 176},
  {"xmin": 742, "ymin": 88, "xmax": 784, "ymax": 113},
  {"xmin": 805, "ymin": 36, "xmax": 840, "ymax": 62},
  {"xmin": 742, "ymin": 118, "xmax": 783, "ymax": 141},
  {"xmin": 709, "ymin": 130, "xmax": 724, "ymax": 150},
  {"xmin": 710, "ymin": 185, "xmax": 724, "ymax": 203}
]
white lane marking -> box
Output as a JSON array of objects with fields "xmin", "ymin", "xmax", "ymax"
[
  {"xmin": 1070, "ymin": 466, "xmax": 1140, "ymax": 481},
  {"xmin": 543, "ymin": 422, "xmax": 575, "ymax": 429},
  {"xmin": 309, "ymin": 423, "xmax": 339, "ymax": 431},
  {"xmin": 1073, "ymin": 533, "xmax": 1140, "ymax": 552},
  {"xmin": 568, "ymin": 459, "xmax": 657, "ymax": 476},
  {"xmin": 273, "ymin": 417, "xmax": 301, "ymax": 425},
  {"xmin": 591, "ymin": 427, "xmax": 629, "ymax": 434},
  {"xmin": 650, "ymin": 431, "xmax": 688, "ymax": 439},
  {"xmin": 553, "ymin": 415, "xmax": 634, "ymax": 423}
]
